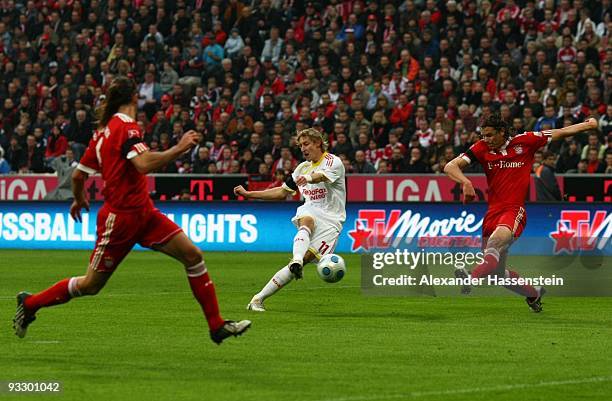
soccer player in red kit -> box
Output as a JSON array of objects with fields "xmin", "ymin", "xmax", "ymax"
[
  {"xmin": 13, "ymin": 76, "xmax": 251, "ymax": 344},
  {"xmin": 444, "ymin": 113, "xmax": 598, "ymax": 312}
]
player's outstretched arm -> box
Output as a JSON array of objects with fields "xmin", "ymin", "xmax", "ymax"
[
  {"xmin": 131, "ymin": 131, "xmax": 199, "ymax": 174},
  {"xmin": 70, "ymin": 169, "xmax": 90, "ymax": 222},
  {"xmin": 444, "ymin": 157, "xmax": 476, "ymax": 204},
  {"xmin": 233, "ymin": 185, "xmax": 290, "ymax": 200},
  {"xmin": 295, "ymin": 172, "xmax": 329, "ymax": 186},
  {"xmin": 549, "ymin": 118, "xmax": 598, "ymax": 141}
]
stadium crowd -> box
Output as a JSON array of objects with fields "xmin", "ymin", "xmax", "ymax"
[{"xmin": 0, "ymin": 0, "xmax": 611, "ymax": 180}]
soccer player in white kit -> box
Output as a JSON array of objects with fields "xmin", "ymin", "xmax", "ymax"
[{"xmin": 234, "ymin": 128, "xmax": 346, "ymax": 312}]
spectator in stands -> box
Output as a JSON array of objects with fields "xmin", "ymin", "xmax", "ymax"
[
  {"xmin": 0, "ymin": 146, "xmax": 10, "ymax": 174},
  {"xmin": 5, "ymin": 137, "xmax": 25, "ymax": 173},
  {"xmin": 352, "ymin": 150, "xmax": 376, "ymax": 174},
  {"xmin": 581, "ymin": 132, "xmax": 606, "ymax": 160},
  {"xmin": 536, "ymin": 151, "xmax": 563, "ymax": 201},
  {"xmin": 65, "ymin": 110, "xmax": 93, "ymax": 161},
  {"xmin": 405, "ymin": 147, "xmax": 429, "ymax": 173},
  {"xmin": 557, "ymin": 139, "xmax": 582, "ymax": 173},
  {"xmin": 535, "ymin": 106, "xmax": 559, "ymax": 131},
  {"xmin": 0, "ymin": 0, "xmax": 609, "ymax": 180},
  {"xmin": 586, "ymin": 148, "xmax": 606, "ymax": 173},
  {"xmin": 24, "ymin": 135, "xmax": 46, "ymax": 173},
  {"xmin": 240, "ymin": 149, "xmax": 261, "ymax": 175},
  {"xmin": 44, "ymin": 125, "xmax": 68, "ymax": 167},
  {"xmin": 193, "ymin": 147, "xmax": 211, "ymax": 174},
  {"xmin": 604, "ymin": 151, "xmax": 612, "ymax": 174}
]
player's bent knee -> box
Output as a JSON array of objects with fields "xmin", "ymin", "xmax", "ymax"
[
  {"xmin": 182, "ymin": 245, "xmax": 203, "ymax": 267},
  {"xmin": 299, "ymin": 216, "xmax": 315, "ymax": 231},
  {"xmin": 487, "ymin": 236, "xmax": 509, "ymax": 251},
  {"xmin": 303, "ymin": 251, "xmax": 317, "ymax": 264}
]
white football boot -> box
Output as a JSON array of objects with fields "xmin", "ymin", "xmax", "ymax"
[{"xmin": 246, "ymin": 296, "xmax": 266, "ymax": 312}]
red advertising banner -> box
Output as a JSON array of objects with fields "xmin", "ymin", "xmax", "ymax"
[
  {"xmin": 346, "ymin": 175, "xmax": 490, "ymax": 202},
  {"xmin": 1, "ymin": 173, "xmax": 596, "ymax": 202},
  {"xmin": 0, "ymin": 176, "xmax": 154, "ymax": 201},
  {"xmin": 346, "ymin": 175, "xmax": 564, "ymax": 202},
  {"xmin": 0, "ymin": 176, "xmax": 58, "ymax": 200}
]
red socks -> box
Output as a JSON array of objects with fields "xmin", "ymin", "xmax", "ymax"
[
  {"xmin": 24, "ymin": 278, "xmax": 72, "ymax": 313},
  {"xmin": 23, "ymin": 263, "xmax": 226, "ymax": 333},
  {"xmin": 186, "ymin": 264, "xmax": 224, "ymax": 332},
  {"xmin": 471, "ymin": 248, "xmax": 539, "ymax": 298},
  {"xmin": 504, "ymin": 270, "xmax": 539, "ymax": 298},
  {"xmin": 471, "ymin": 248, "xmax": 501, "ymax": 279}
]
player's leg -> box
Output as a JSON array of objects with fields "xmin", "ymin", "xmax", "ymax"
[
  {"xmin": 14, "ymin": 208, "xmax": 128, "ymax": 338},
  {"xmin": 471, "ymin": 225, "xmax": 513, "ymax": 279},
  {"xmin": 151, "ymin": 229, "xmax": 250, "ymax": 343},
  {"xmin": 497, "ymin": 252, "xmax": 539, "ymax": 298},
  {"xmin": 152, "ymin": 231, "xmax": 223, "ymax": 330},
  {"xmin": 13, "ymin": 268, "xmax": 114, "ymax": 338},
  {"xmin": 247, "ymin": 250, "xmax": 318, "ymax": 312},
  {"xmin": 248, "ymin": 223, "xmax": 338, "ymax": 311},
  {"xmin": 498, "ymin": 255, "xmax": 544, "ymax": 311},
  {"xmin": 289, "ymin": 216, "xmax": 316, "ymax": 279}
]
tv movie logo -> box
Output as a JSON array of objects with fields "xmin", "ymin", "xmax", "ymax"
[
  {"xmin": 549, "ymin": 210, "xmax": 612, "ymax": 254},
  {"xmin": 348, "ymin": 209, "xmax": 482, "ymax": 251}
]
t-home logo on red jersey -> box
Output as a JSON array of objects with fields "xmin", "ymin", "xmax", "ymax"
[
  {"xmin": 347, "ymin": 209, "xmax": 482, "ymax": 251},
  {"xmin": 486, "ymin": 160, "xmax": 525, "ymax": 170},
  {"xmin": 549, "ymin": 210, "xmax": 612, "ymax": 254}
]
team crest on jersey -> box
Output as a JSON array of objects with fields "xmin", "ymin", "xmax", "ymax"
[
  {"xmin": 514, "ymin": 145, "xmax": 523, "ymax": 154},
  {"xmin": 128, "ymin": 129, "xmax": 140, "ymax": 138},
  {"xmin": 104, "ymin": 256, "xmax": 114, "ymax": 268}
]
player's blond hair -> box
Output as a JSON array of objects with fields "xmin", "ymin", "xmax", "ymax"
[{"xmin": 296, "ymin": 128, "xmax": 328, "ymax": 151}]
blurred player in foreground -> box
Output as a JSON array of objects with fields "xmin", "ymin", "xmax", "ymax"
[
  {"xmin": 234, "ymin": 128, "xmax": 346, "ymax": 312},
  {"xmin": 445, "ymin": 113, "xmax": 598, "ymax": 311},
  {"xmin": 14, "ymin": 76, "xmax": 251, "ymax": 344}
]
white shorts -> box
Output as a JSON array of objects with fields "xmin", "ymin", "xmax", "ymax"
[{"xmin": 291, "ymin": 206, "xmax": 343, "ymax": 261}]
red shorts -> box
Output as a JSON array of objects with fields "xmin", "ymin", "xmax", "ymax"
[
  {"xmin": 89, "ymin": 205, "xmax": 182, "ymax": 272},
  {"xmin": 482, "ymin": 206, "xmax": 527, "ymax": 240}
]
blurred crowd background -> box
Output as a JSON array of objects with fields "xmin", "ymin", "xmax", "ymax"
[{"xmin": 0, "ymin": 0, "xmax": 611, "ymax": 182}]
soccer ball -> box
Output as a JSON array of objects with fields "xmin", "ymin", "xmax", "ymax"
[{"xmin": 316, "ymin": 254, "xmax": 346, "ymax": 283}]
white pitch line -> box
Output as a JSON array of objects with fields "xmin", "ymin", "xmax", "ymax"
[
  {"xmin": 0, "ymin": 286, "xmax": 361, "ymax": 300},
  {"xmin": 29, "ymin": 340, "xmax": 61, "ymax": 344},
  {"xmin": 317, "ymin": 376, "xmax": 612, "ymax": 401}
]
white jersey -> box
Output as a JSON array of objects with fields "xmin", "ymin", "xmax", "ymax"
[{"xmin": 282, "ymin": 152, "xmax": 346, "ymax": 228}]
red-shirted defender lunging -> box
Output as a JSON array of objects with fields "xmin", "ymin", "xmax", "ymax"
[
  {"xmin": 444, "ymin": 113, "xmax": 598, "ymax": 312},
  {"xmin": 13, "ymin": 76, "xmax": 251, "ymax": 344}
]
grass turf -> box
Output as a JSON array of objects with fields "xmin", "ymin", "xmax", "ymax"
[{"xmin": 1, "ymin": 249, "xmax": 611, "ymax": 401}]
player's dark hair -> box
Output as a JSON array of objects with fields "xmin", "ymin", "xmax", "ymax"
[
  {"xmin": 97, "ymin": 76, "xmax": 137, "ymax": 127},
  {"xmin": 481, "ymin": 113, "xmax": 515, "ymax": 138}
]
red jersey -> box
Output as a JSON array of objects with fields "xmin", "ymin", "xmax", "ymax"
[
  {"xmin": 77, "ymin": 113, "xmax": 152, "ymax": 212},
  {"xmin": 460, "ymin": 131, "xmax": 552, "ymax": 210}
]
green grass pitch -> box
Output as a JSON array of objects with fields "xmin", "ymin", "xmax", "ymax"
[{"xmin": 1, "ymin": 249, "xmax": 612, "ymax": 401}]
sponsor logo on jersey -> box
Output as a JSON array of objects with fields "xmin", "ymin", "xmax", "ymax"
[
  {"xmin": 347, "ymin": 209, "xmax": 482, "ymax": 251},
  {"xmin": 302, "ymin": 187, "xmax": 327, "ymax": 200},
  {"xmin": 549, "ymin": 210, "xmax": 611, "ymax": 254},
  {"xmin": 487, "ymin": 160, "xmax": 525, "ymax": 170}
]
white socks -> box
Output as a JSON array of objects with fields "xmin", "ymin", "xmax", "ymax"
[
  {"xmin": 255, "ymin": 265, "xmax": 294, "ymax": 301},
  {"xmin": 292, "ymin": 226, "xmax": 312, "ymax": 265},
  {"xmin": 253, "ymin": 225, "xmax": 312, "ymax": 303},
  {"xmin": 68, "ymin": 277, "xmax": 82, "ymax": 298}
]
